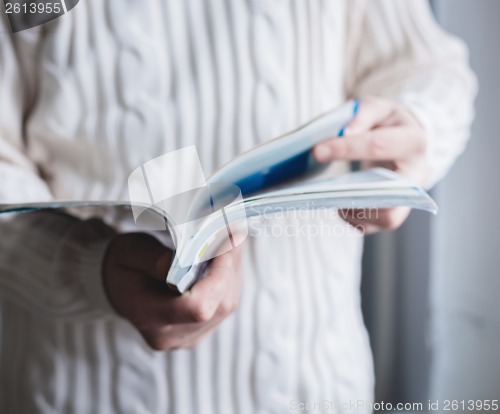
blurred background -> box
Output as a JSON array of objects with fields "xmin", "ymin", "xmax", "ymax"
[{"xmin": 361, "ymin": 0, "xmax": 500, "ymax": 406}]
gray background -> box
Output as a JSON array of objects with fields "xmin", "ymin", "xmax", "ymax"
[{"xmin": 362, "ymin": 0, "xmax": 500, "ymax": 405}]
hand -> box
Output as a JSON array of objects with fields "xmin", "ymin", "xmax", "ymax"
[
  {"xmin": 103, "ymin": 233, "xmax": 243, "ymax": 350},
  {"xmin": 313, "ymin": 96, "xmax": 429, "ymax": 234}
]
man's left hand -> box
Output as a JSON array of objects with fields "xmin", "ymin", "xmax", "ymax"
[{"xmin": 313, "ymin": 96, "xmax": 429, "ymax": 234}]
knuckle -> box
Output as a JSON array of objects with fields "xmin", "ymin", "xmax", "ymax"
[
  {"xmin": 367, "ymin": 134, "xmax": 386, "ymax": 159},
  {"xmin": 343, "ymin": 139, "xmax": 353, "ymax": 154},
  {"xmin": 189, "ymin": 301, "xmax": 215, "ymax": 323},
  {"xmin": 219, "ymin": 299, "xmax": 238, "ymax": 316},
  {"xmin": 209, "ymin": 276, "xmax": 224, "ymax": 294},
  {"xmin": 336, "ymin": 139, "xmax": 351, "ymax": 158}
]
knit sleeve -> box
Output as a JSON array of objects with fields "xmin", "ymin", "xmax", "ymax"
[
  {"xmin": 0, "ymin": 14, "xmax": 117, "ymax": 320},
  {"xmin": 345, "ymin": 0, "xmax": 478, "ymax": 188}
]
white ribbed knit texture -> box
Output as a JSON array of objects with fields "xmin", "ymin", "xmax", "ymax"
[{"xmin": 0, "ymin": 1, "xmax": 476, "ymax": 413}]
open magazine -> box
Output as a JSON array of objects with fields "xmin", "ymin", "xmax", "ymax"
[{"xmin": 0, "ymin": 100, "xmax": 438, "ymax": 293}]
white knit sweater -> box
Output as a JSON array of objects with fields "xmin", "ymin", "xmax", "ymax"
[{"xmin": 0, "ymin": 1, "xmax": 476, "ymax": 413}]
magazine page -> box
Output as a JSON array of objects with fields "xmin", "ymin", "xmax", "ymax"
[{"xmin": 166, "ymin": 168, "xmax": 437, "ymax": 292}]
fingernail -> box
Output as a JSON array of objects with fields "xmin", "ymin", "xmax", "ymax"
[{"xmin": 314, "ymin": 144, "xmax": 332, "ymax": 162}]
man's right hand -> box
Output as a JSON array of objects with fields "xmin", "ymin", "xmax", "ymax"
[{"xmin": 103, "ymin": 233, "xmax": 243, "ymax": 350}]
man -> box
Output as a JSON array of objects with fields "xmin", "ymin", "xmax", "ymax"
[{"xmin": 0, "ymin": 1, "xmax": 476, "ymax": 413}]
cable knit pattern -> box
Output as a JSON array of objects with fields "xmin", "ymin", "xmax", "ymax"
[{"xmin": 0, "ymin": 1, "xmax": 475, "ymax": 413}]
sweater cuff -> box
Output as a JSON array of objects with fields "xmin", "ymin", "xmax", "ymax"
[
  {"xmin": 62, "ymin": 218, "xmax": 117, "ymax": 316},
  {"xmin": 396, "ymin": 95, "xmax": 441, "ymax": 189}
]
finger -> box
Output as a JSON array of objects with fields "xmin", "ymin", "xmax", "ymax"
[
  {"xmin": 214, "ymin": 247, "xmax": 243, "ymax": 317},
  {"xmin": 338, "ymin": 208, "xmax": 379, "ymax": 234},
  {"xmin": 133, "ymin": 243, "xmax": 243, "ymax": 329},
  {"xmin": 141, "ymin": 324, "xmax": 193, "ymax": 351},
  {"xmin": 144, "ymin": 280, "xmax": 242, "ymax": 350},
  {"xmin": 315, "ymin": 126, "xmax": 425, "ymax": 162},
  {"xmin": 113, "ymin": 233, "xmax": 172, "ymax": 282},
  {"xmin": 344, "ymin": 97, "xmax": 396, "ymax": 135},
  {"xmin": 142, "ymin": 320, "xmax": 219, "ymax": 351},
  {"xmin": 115, "ymin": 272, "xmax": 188, "ymax": 329},
  {"xmin": 173, "ymin": 248, "xmax": 242, "ymax": 335},
  {"xmin": 341, "ymin": 207, "xmax": 411, "ymax": 233},
  {"xmin": 187, "ymin": 247, "xmax": 243, "ymax": 321},
  {"xmin": 146, "ymin": 247, "xmax": 242, "ymax": 326}
]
